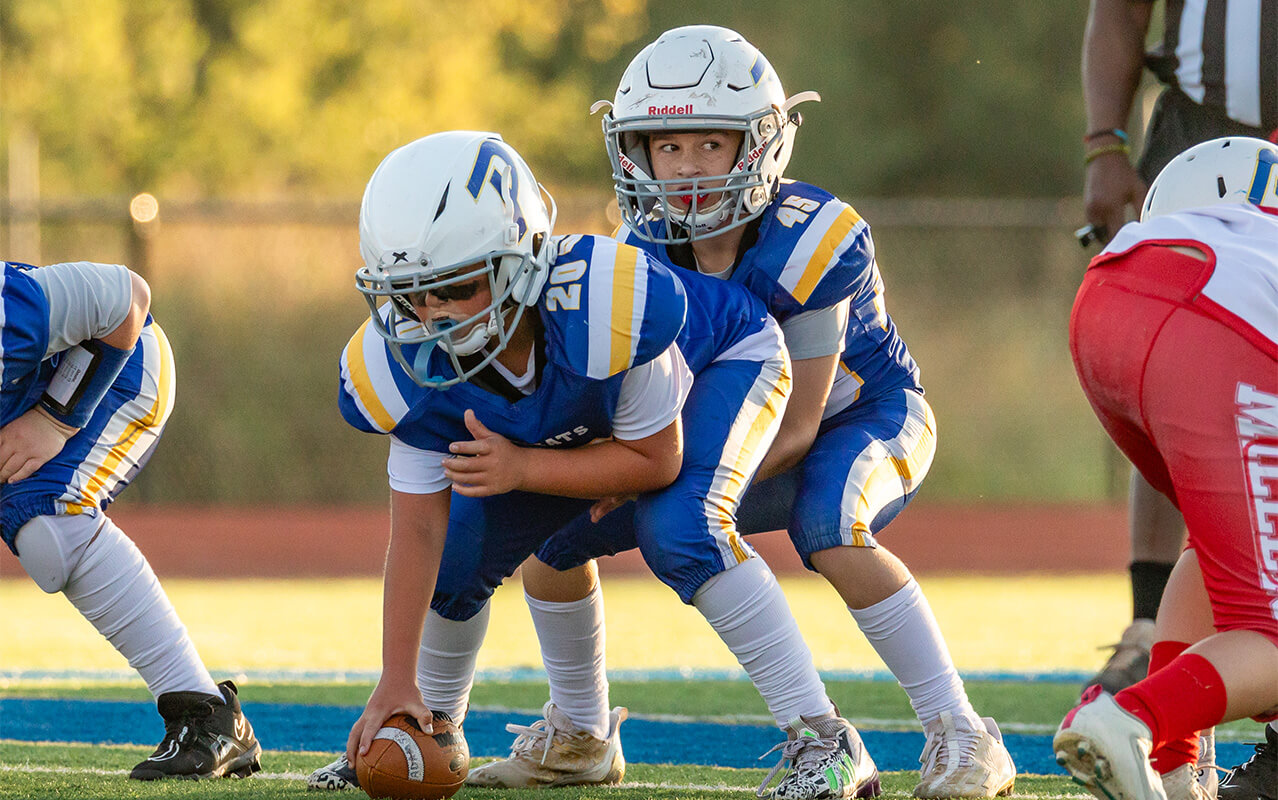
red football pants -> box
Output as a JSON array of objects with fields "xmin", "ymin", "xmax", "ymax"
[{"xmin": 1070, "ymin": 247, "xmax": 1278, "ymax": 643}]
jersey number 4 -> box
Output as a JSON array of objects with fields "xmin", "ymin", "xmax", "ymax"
[{"xmin": 776, "ymin": 196, "xmax": 821, "ymax": 228}]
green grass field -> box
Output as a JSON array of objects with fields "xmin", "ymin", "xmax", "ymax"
[
  {"xmin": 1, "ymin": 573, "xmax": 1264, "ymax": 800},
  {"xmin": 0, "ymin": 680, "xmax": 1093, "ymax": 800}
]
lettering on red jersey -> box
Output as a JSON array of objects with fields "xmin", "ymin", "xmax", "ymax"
[{"xmin": 1237, "ymin": 382, "xmax": 1278, "ymax": 593}]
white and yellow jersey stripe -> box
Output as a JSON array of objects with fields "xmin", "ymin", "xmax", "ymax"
[
  {"xmin": 339, "ymin": 315, "xmax": 414, "ymax": 434},
  {"xmin": 776, "ymin": 199, "xmax": 868, "ymax": 306}
]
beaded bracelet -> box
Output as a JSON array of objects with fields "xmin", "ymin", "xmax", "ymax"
[
  {"xmin": 1084, "ymin": 143, "xmax": 1131, "ymax": 164},
  {"xmin": 1084, "ymin": 127, "xmax": 1130, "ymax": 144}
]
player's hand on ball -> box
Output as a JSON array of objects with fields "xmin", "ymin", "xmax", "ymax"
[
  {"xmin": 356, "ymin": 712, "xmax": 469, "ymax": 800},
  {"xmin": 347, "ymin": 678, "xmax": 433, "ymax": 767},
  {"xmin": 445, "ymin": 409, "xmax": 527, "ymax": 496}
]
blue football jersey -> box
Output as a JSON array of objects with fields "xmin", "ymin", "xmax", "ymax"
[
  {"xmin": 339, "ymin": 234, "xmax": 771, "ymax": 453},
  {"xmin": 619, "ymin": 180, "xmax": 921, "ymax": 414},
  {"xmin": 1, "ymin": 262, "xmax": 54, "ymax": 428}
]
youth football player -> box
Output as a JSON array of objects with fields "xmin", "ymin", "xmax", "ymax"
[
  {"xmin": 1, "ymin": 259, "xmax": 259, "ymax": 780},
  {"xmin": 470, "ymin": 26, "xmax": 1017, "ymax": 800},
  {"xmin": 320, "ymin": 130, "xmax": 882, "ymax": 800},
  {"xmin": 1054, "ymin": 136, "xmax": 1278, "ymax": 800}
]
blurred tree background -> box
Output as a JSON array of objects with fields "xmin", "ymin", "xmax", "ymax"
[
  {"xmin": 0, "ymin": 0, "xmax": 1088, "ymax": 197},
  {"xmin": 0, "ymin": 1, "xmax": 1125, "ymax": 506}
]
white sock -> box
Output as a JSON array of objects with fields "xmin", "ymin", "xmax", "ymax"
[
  {"xmin": 849, "ymin": 579, "xmax": 975, "ymax": 725},
  {"xmin": 692, "ymin": 557, "xmax": 833, "ymax": 728},
  {"xmin": 526, "ymin": 584, "xmax": 610, "ymax": 739},
  {"xmin": 416, "ymin": 604, "xmax": 490, "ymax": 724},
  {"xmin": 61, "ymin": 516, "xmax": 219, "ymax": 699}
]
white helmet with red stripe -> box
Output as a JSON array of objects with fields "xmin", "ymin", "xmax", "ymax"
[
  {"xmin": 593, "ymin": 25, "xmax": 819, "ymax": 244},
  {"xmin": 1141, "ymin": 136, "xmax": 1278, "ymax": 220}
]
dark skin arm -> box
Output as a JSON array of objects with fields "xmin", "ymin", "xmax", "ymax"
[{"xmin": 1082, "ymin": 0, "xmax": 1155, "ymax": 241}]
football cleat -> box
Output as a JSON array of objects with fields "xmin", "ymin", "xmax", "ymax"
[
  {"xmin": 1161, "ymin": 763, "xmax": 1213, "ymax": 800},
  {"xmin": 130, "ymin": 680, "xmax": 261, "ymax": 780},
  {"xmin": 757, "ymin": 713, "xmax": 881, "ymax": 800},
  {"xmin": 1054, "ymin": 687, "xmax": 1166, "ymax": 800},
  {"xmin": 1083, "ymin": 619, "xmax": 1156, "ymax": 696},
  {"xmin": 914, "ymin": 712, "xmax": 1016, "ymax": 798},
  {"xmin": 307, "ymin": 753, "xmax": 359, "ymax": 791},
  {"xmin": 1194, "ymin": 729, "xmax": 1219, "ymax": 799},
  {"xmin": 1218, "ymin": 724, "xmax": 1277, "ymax": 800},
  {"xmin": 464, "ymin": 702, "xmax": 627, "ymax": 788}
]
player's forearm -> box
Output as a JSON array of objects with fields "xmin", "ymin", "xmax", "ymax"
[
  {"xmin": 380, "ymin": 497, "xmax": 447, "ymax": 678},
  {"xmin": 517, "ymin": 437, "xmax": 682, "ymax": 499},
  {"xmin": 1082, "ymin": 0, "xmax": 1152, "ymax": 132},
  {"xmin": 754, "ymin": 426, "xmax": 816, "ymax": 484},
  {"xmin": 753, "ymin": 353, "xmax": 831, "ymax": 483}
]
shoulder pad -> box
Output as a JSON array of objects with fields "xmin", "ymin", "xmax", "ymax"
[
  {"xmin": 540, "ymin": 235, "xmax": 687, "ymax": 380},
  {"xmin": 764, "ymin": 184, "xmax": 874, "ymax": 310},
  {"xmin": 338, "ymin": 317, "xmax": 421, "ymax": 434}
]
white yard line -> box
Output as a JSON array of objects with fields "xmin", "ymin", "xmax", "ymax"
[{"xmin": 0, "ymin": 764, "xmax": 1095, "ymax": 797}]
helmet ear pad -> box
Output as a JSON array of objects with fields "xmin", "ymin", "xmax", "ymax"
[{"xmin": 508, "ymin": 203, "xmax": 555, "ymax": 306}]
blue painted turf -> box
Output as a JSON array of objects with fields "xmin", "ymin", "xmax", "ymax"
[{"xmin": 0, "ymin": 698, "xmax": 1258, "ymax": 776}]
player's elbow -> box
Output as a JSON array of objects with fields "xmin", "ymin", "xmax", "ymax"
[
  {"xmin": 127, "ymin": 270, "xmax": 152, "ymax": 320},
  {"xmin": 628, "ymin": 443, "xmax": 683, "ymax": 493},
  {"xmin": 98, "ymin": 270, "xmax": 151, "ymax": 351},
  {"xmin": 651, "ymin": 447, "xmax": 683, "ymax": 488}
]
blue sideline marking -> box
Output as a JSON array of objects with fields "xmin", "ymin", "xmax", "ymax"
[{"xmin": 0, "ymin": 698, "xmax": 1257, "ymax": 777}]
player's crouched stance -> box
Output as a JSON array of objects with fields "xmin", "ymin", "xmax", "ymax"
[
  {"xmin": 1054, "ymin": 138, "xmax": 1278, "ymax": 800},
  {"xmin": 0, "ymin": 260, "xmax": 260, "ymax": 780},
  {"xmin": 308, "ymin": 130, "xmax": 879, "ymax": 800},
  {"xmin": 474, "ymin": 24, "xmax": 1013, "ymax": 800}
]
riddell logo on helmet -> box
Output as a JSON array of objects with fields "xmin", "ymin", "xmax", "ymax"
[{"xmin": 649, "ymin": 104, "xmax": 694, "ymax": 115}]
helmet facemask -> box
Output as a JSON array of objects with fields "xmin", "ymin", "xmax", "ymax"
[
  {"xmin": 595, "ymin": 25, "xmax": 819, "ymax": 246},
  {"xmin": 356, "ymin": 240, "xmax": 547, "ymax": 389},
  {"xmin": 602, "ymin": 107, "xmax": 790, "ymax": 244}
]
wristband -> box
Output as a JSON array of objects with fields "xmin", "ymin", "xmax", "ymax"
[
  {"xmin": 1084, "ymin": 143, "xmax": 1131, "ymax": 164},
  {"xmin": 1084, "ymin": 127, "xmax": 1129, "ymax": 144},
  {"xmin": 39, "ymin": 340, "xmax": 134, "ymax": 428}
]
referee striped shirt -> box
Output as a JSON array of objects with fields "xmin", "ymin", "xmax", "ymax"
[{"xmin": 1146, "ymin": 0, "xmax": 1278, "ymax": 132}]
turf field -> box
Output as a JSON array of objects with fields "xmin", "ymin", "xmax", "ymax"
[{"xmin": 0, "ymin": 573, "xmax": 1267, "ymax": 799}]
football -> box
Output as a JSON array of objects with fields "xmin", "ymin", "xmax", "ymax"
[{"xmin": 355, "ymin": 712, "xmax": 469, "ymax": 800}]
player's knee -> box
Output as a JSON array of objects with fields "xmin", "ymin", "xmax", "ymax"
[
  {"xmin": 429, "ymin": 590, "xmax": 492, "ymax": 623},
  {"xmin": 14, "ymin": 515, "xmax": 83, "ymax": 593}
]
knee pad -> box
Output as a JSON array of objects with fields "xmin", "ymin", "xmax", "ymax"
[{"xmin": 13, "ymin": 514, "xmax": 101, "ymax": 594}]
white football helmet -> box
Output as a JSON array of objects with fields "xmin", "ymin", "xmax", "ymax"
[
  {"xmin": 1140, "ymin": 136, "xmax": 1278, "ymax": 221},
  {"xmin": 356, "ymin": 131, "xmax": 556, "ymax": 388},
  {"xmin": 592, "ymin": 25, "xmax": 820, "ymax": 244}
]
